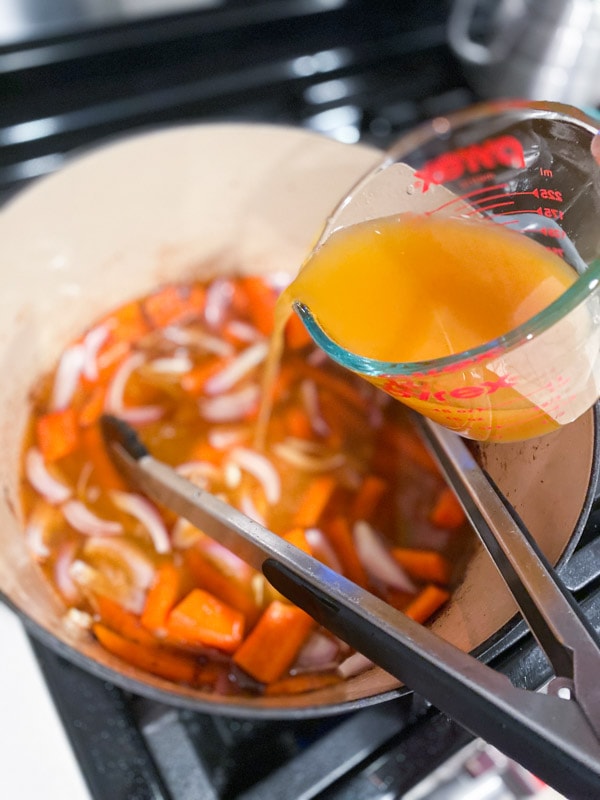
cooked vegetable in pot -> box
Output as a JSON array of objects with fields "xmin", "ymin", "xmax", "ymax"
[{"xmin": 20, "ymin": 273, "xmax": 471, "ymax": 696}]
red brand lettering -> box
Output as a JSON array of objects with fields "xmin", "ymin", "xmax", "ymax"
[
  {"xmin": 381, "ymin": 373, "xmax": 516, "ymax": 403},
  {"xmin": 449, "ymin": 386, "xmax": 486, "ymax": 399},
  {"xmin": 414, "ymin": 135, "xmax": 526, "ymax": 192}
]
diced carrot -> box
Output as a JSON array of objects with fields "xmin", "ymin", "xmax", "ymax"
[
  {"xmin": 99, "ymin": 299, "xmax": 150, "ymax": 345},
  {"xmin": 403, "ymin": 584, "xmax": 450, "ymax": 624},
  {"xmin": 143, "ymin": 283, "xmax": 206, "ymax": 329},
  {"xmin": 93, "ymin": 623, "xmax": 199, "ymax": 684},
  {"xmin": 184, "ymin": 545, "xmax": 260, "ymax": 623},
  {"xmin": 240, "ymin": 276, "xmax": 278, "ymax": 336},
  {"xmin": 94, "ymin": 594, "xmax": 157, "ymax": 646},
  {"xmin": 324, "ymin": 516, "xmax": 368, "ymax": 587},
  {"xmin": 384, "ymin": 588, "xmax": 418, "ymax": 613},
  {"xmin": 282, "ymin": 527, "xmax": 312, "ymax": 555},
  {"xmin": 351, "ymin": 475, "xmax": 388, "ymax": 521},
  {"xmin": 80, "ymin": 423, "xmax": 130, "ymax": 492},
  {"xmin": 284, "ymin": 312, "xmax": 313, "ymax": 350},
  {"xmin": 264, "ymin": 672, "xmax": 342, "ymax": 696},
  {"xmin": 383, "ymin": 426, "xmax": 439, "ymax": 474},
  {"xmin": 181, "ymin": 357, "xmax": 229, "ymax": 396},
  {"xmin": 429, "ymin": 487, "xmax": 466, "ymax": 529},
  {"xmin": 391, "ymin": 548, "xmax": 452, "ymax": 585},
  {"xmin": 78, "ymin": 385, "xmax": 106, "ymax": 427},
  {"xmin": 293, "ymin": 475, "xmax": 337, "ymax": 528},
  {"xmin": 165, "ymin": 588, "xmax": 245, "ymax": 653},
  {"xmin": 141, "ymin": 563, "xmax": 184, "ymax": 633},
  {"xmin": 36, "ymin": 407, "xmax": 79, "ymax": 462},
  {"xmin": 285, "ymin": 406, "xmax": 313, "ymax": 440},
  {"xmin": 93, "ymin": 339, "xmax": 132, "ymax": 384},
  {"xmin": 233, "ymin": 601, "xmax": 315, "ymax": 684}
]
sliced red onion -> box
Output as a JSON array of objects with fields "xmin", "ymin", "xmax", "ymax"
[
  {"xmin": 171, "ymin": 518, "xmax": 203, "ymax": 549},
  {"xmin": 200, "ymin": 536, "xmax": 254, "ymax": 580},
  {"xmin": 63, "ymin": 500, "xmax": 123, "ymax": 537},
  {"xmin": 164, "ymin": 325, "xmax": 234, "ymax": 357},
  {"xmin": 239, "ymin": 492, "xmax": 266, "ymax": 526},
  {"xmin": 300, "ymin": 379, "xmax": 330, "ymax": 437},
  {"xmin": 307, "ymin": 348, "xmax": 327, "ymax": 366},
  {"xmin": 25, "ymin": 504, "xmax": 53, "ymax": 560},
  {"xmin": 199, "ymin": 383, "xmax": 260, "ymax": 423},
  {"xmin": 117, "ymin": 405, "xmax": 164, "ymax": 425},
  {"xmin": 109, "ymin": 490, "xmax": 171, "ymax": 554},
  {"xmin": 272, "ymin": 440, "xmax": 345, "ymax": 473},
  {"xmin": 224, "ymin": 462, "xmax": 242, "ymax": 489},
  {"xmin": 62, "ymin": 608, "xmax": 94, "ymax": 632},
  {"xmin": 305, "ymin": 528, "xmax": 343, "ymax": 573},
  {"xmin": 175, "ymin": 460, "xmax": 220, "ymax": 488},
  {"xmin": 204, "ymin": 278, "xmax": 234, "ymax": 328},
  {"xmin": 104, "ymin": 350, "xmax": 142, "ymax": 408},
  {"xmin": 337, "ymin": 652, "xmax": 375, "ymax": 679},
  {"xmin": 204, "ymin": 342, "xmax": 268, "ymax": 396},
  {"xmin": 207, "ymin": 427, "xmax": 248, "ymax": 450},
  {"xmin": 296, "ymin": 632, "xmax": 340, "ymax": 670},
  {"xmin": 251, "ymin": 572, "xmax": 266, "ymax": 607},
  {"xmin": 25, "ymin": 447, "xmax": 72, "ymax": 505},
  {"xmin": 69, "ymin": 559, "xmax": 146, "ymax": 614},
  {"xmin": 353, "ymin": 520, "xmax": 417, "ymax": 594},
  {"xmin": 229, "ymin": 447, "xmax": 281, "ymax": 505},
  {"xmin": 82, "ymin": 536, "xmax": 156, "ymax": 590},
  {"xmin": 104, "ymin": 350, "xmax": 163, "ymax": 424},
  {"xmin": 148, "ymin": 355, "xmax": 193, "ymax": 374},
  {"xmin": 54, "ymin": 541, "xmax": 80, "ymax": 603},
  {"xmin": 225, "ymin": 320, "xmax": 262, "ymax": 343},
  {"xmin": 51, "ymin": 343, "xmax": 85, "ymax": 411},
  {"xmin": 82, "ymin": 324, "xmax": 111, "ymax": 381}
]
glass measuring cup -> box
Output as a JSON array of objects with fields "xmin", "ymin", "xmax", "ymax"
[{"xmin": 294, "ymin": 100, "xmax": 600, "ymax": 442}]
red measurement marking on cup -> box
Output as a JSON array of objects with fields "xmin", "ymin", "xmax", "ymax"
[
  {"xmin": 427, "ymin": 183, "xmax": 510, "ymax": 215},
  {"xmin": 498, "ymin": 207, "xmax": 565, "ymax": 220}
]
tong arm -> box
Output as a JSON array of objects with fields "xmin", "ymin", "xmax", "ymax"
[{"xmin": 415, "ymin": 416, "xmax": 600, "ymax": 738}]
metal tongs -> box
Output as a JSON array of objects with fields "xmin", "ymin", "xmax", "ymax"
[{"xmin": 101, "ymin": 414, "xmax": 600, "ymax": 797}]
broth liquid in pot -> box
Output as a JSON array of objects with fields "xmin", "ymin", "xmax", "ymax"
[{"xmin": 20, "ymin": 273, "xmax": 472, "ymax": 699}]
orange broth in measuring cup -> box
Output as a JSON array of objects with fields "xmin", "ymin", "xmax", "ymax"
[{"xmin": 277, "ymin": 213, "xmax": 577, "ymax": 441}]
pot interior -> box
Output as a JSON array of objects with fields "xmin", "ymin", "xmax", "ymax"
[{"xmin": 0, "ymin": 123, "xmax": 595, "ymax": 717}]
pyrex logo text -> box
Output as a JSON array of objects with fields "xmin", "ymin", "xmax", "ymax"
[
  {"xmin": 382, "ymin": 374, "xmax": 516, "ymax": 403},
  {"xmin": 414, "ymin": 135, "xmax": 526, "ymax": 191}
]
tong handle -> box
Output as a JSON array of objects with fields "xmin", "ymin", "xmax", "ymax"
[
  {"xmin": 415, "ymin": 416, "xmax": 600, "ymax": 737},
  {"xmin": 263, "ymin": 558, "xmax": 600, "ymax": 798}
]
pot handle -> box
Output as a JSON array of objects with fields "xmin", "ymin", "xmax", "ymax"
[{"xmin": 448, "ymin": 0, "xmax": 529, "ymax": 65}]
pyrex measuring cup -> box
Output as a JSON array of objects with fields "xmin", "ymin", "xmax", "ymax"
[{"xmin": 296, "ymin": 100, "xmax": 600, "ymax": 442}]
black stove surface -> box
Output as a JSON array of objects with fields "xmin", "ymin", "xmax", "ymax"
[
  {"xmin": 0, "ymin": 0, "xmax": 473, "ymax": 204},
  {"xmin": 5, "ymin": 1, "xmax": 600, "ymax": 798}
]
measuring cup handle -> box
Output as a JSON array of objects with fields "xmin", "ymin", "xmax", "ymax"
[{"xmin": 448, "ymin": 0, "xmax": 528, "ymax": 66}]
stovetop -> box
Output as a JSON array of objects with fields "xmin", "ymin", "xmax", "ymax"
[
  {"xmin": 1, "ymin": 2, "xmax": 598, "ymax": 798},
  {"xmin": 0, "ymin": 0, "xmax": 473, "ymax": 204}
]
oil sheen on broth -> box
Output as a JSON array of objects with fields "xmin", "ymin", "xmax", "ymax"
[{"xmin": 274, "ymin": 213, "xmax": 577, "ymax": 442}]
